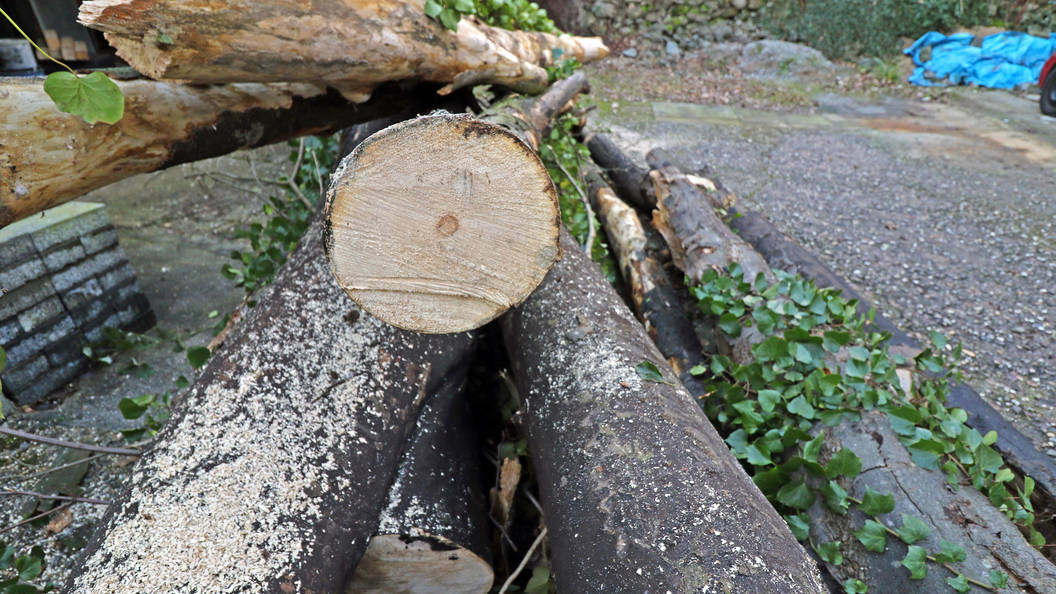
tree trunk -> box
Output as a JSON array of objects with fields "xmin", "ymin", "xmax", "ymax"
[
  {"xmin": 323, "ymin": 71, "xmax": 590, "ymax": 334},
  {"xmin": 346, "ymin": 379, "xmax": 493, "ymax": 593},
  {"xmin": 78, "ymin": 0, "xmax": 608, "ymax": 99},
  {"xmin": 631, "ymin": 152, "xmax": 1056, "ymax": 592},
  {"xmin": 582, "ymin": 132, "xmax": 655, "ymax": 211},
  {"xmin": 63, "ymin": 125, "xmax": 480, "ymax": 593},
  {"xmin": 501, "ymin": 228, "xmax": 827, "ymax": 593},
  {"xmin": 0, "ymin": 76, "xmax": 445, "ymax": 227}
]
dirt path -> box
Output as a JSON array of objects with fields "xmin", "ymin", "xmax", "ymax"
[{"xmin": 586, "ymin": 50, "xmax": 1056, "ymax": 453}]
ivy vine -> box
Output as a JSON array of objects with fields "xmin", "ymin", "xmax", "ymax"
[{"xmin": 689, "ymin": 265, "xmax": 1037, "ymax": 591}]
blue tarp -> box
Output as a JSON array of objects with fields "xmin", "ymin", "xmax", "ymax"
[{"xmin": 904, "ymin": 31, "xmax": 1056, "ymax": 88}]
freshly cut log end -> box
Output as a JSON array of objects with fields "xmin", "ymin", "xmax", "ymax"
[
  {"xmin": 347, "ymin": 534, "xmax": 493, "ymax": 594},
  {"xmin": 325, "ymin": 114, "xmax": 560, "ymax": 334}
]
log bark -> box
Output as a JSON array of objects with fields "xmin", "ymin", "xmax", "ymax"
[
  {"xmin": 501, "ymin": 228, "xmax": 827, "ymax": 593},
  {"xmin": 0, "ymin": 76, "xmax": 446, "ymax": 227},
  {"xmin": 582, "ymin": 132, "xmax": 655, "ymax": 211},
  {"xmin": 632, "ymin": 154, "xmax": 1056, "ymax": 592},
  {"xmin": 63, "ymin": 127, "xmax": 479, "ymax": 593},
  {"xmin": 323, "ymin": 71, "xmax": 590, "ymax": 334},
  {"xmin": 346, "ymin": 380, "xmax": 493, "ymax": 593},
  {"xmin": 78, "ymin": 0, "xmax": 608, "ymax": 99},
  {"xmin": 581, "ymin": 162, "xmax": 710, "ymax": 399}
]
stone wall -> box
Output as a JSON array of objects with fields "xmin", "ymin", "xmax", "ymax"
[
  {"xmin": 0, "ymin": 202, "xmax": 154, "ymax": 405},
  {"xmin": 536, "ymin": 0, "xmax": 766, "ymax": 37}
]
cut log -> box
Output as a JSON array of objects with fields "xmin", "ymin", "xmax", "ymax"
[
  {"xmin": 500, "ymin": 228, "xmax": 827, "ymax": 593},
  {"xmin": 0, "ymin": 76, "xmax": 448, "ymax": 227},
  {"xmin": 630, "ymin": 154, "xmax": 1056, "ymax": 591},
  {"xmin": 580, "ymin": 161, "xmax": 710, "ymax": 398},
  {"xmin": 63, "ymin": 126, "xmax": 480, "ymax": 593},
  {"xmin": 582, "ymin": 132, "xmax": 655, "ymax": 211},
  {"xmin": 346, "ymin": 376, "xmax": 493, "ymax": 593},
  {"xmin": 78, "ymin": 0, "xmax": 608, "ymax": 98},
  {"xmin": 323, "ymin": 72, "xmax": 591, "ymax": 333}
]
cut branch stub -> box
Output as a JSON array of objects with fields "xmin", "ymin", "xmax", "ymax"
[{"xmin": 325, "ymin": 114, "xmax": 560, "ymax": 334}]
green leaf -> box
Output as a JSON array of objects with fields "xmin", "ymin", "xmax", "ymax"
[
  {"xmin": 855, "ymin": 520, "xmax": 887, "ymax": 552},
  {"xmin": 816, "ymin": 540, "xmax": 843, "ymax": 565},
  {"xmin": 826, "ymin": 448, "xmax": 862, "ymax": 478},
  {"xmin": 945, "ymin": 574, "xmax": 970, "ymax": 593},
  {"xmin": 842, "ymin": 578, "xmax": 868, "ymax": 593},
  {"xmin": 187, "ymin": 346, "xmax": 212, "ymax": 369},
  {"xmin": 14, "ymin": 553, "xmax": 42, "ymax": 581},
  {"xmin": 897, "ymin": 514, "xmax": 931, "ymax": 544},
  {"xmin": 453, "ymin": 0, "xmax": 475, "ymax": 13},
  {"xmin": 785, "ymin": 513, "xmax": 810, "ymax": 541},
  {"xmin": 793, "ymin": 342, "xmax": 813, "ymax": 364},
  {"xmin": 1030, "ymin": 528, "xmax": 1046, "ymax": 547},
  {"xmin": 689, "ymin": 364, "xmax": 708, "ymax": 376},
  {"xmin": 989, "ymin": 570, "xmax": 1009, "ymax": 588},
  {"xmin": 43, "ymin": 71, "xmax": 125, "ymax": 124},
  {"xmin": 901, "ymin": 545, "xmax": 927, "ymax": 579},
  {"xmin": 930, "ymin": 330, "xmax": 947, "ymax": 351},
  {"xmin": 157, "ymin": 32, "xmax": 174, "ymax": 45},
  {"xmin": 982, "ymin": 430, "xmax": 998, "ymax": 446},
  {"xmin": 745, "ymin": 444, "xmax": 772, "ymax": 466},
  {"xmin": 821, "ymin": 479, "xmax": 850, "ymax": 515},
  {"xmin": 524, "ymin": 566, "xmax": 551, "ymax": 594},
  {"xmin": 718, "ymin": 312, "xmax": 742, "ymax": 337},
  {"xmin": 725, "ymin": 429, "xmax": 748, "ymax": 456},
  {"xmin": 994, "ymin": 468, "xmax": 1014, "ymax": 483},
  {"xmin": 934, "ymin": 540, "xmax": 967, "ymax": 564},
  {"xmin": 424, "ymin": 0, "xmax": 442, "ymax": 17},
  {"xmin": 907, "ymin": 439, "xmax": 946, "ymax": 471},
  {"xmin": 1024, "ymin": 476, "xmax": 1036, "ymax": 499},
  {"xmin": 758, "ymin": 389, "xmax": 782, "ymax": 412},
  {"xmin": 118, "ymin": 395, "xmax": 154, "ymax": 419},
  {"xmin": 439, "ymin": 7, "xmax": 461, "ymax": 29},
  {"xmin": 802, "ymin": 432, "xmax": 824, "ymax": 463},
  {"xmin": 858, "ymin": 487, "xmax": 895, "ymax": 516},
  {"xmin": 776, "ymin": 481, "xmax": 815, "ymax": 510},
  {"xmin": 787, "ymin": 395, "xmax": 816, "ymax": 420}
]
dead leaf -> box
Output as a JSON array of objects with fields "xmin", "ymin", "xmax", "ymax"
[{"xmin": 45, "ymin": 506, "xmax": 73, "ymax": 534}]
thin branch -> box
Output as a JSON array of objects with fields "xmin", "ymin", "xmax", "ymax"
[
  {"xmin": 0, "ymin": 427, "xmax": 140, "ymax": 456},
  {"xmin": 498, "ymin": 527, "xmax": 547, "ymax": 594},
  {"xmin": 1, "ymin": 489, "xmax": 110, "ymax": 506},
  {"xmin": 310, "ymin": 149, "xmax": 325, "ymax": 195},
  {"xmin": 290, "ymin": 138, "xmax": 306, "ymax": 182},
  {"xmin": 0, "ymin": 502, "xmax": 72, "ymax": 535},
  {"xmin": 0, "ymin": 453, "xmax": 106, "ymax": 484},
  {"xmin": 488, "ymin": 513, "xmax": 519, "ymax": 552},
  {"xmin": 554, "ymin": 159, "xmax": 595, "ymax": 253}
]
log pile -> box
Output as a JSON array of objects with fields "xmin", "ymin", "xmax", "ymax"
[{"xmin": 13, "ymin": 2, "xmax": 1051, "ymax": 591}]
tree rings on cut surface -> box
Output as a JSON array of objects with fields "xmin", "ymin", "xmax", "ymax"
[{"xmin": 325, "ymin": 114, "xmax": 560, "ymax": 334}]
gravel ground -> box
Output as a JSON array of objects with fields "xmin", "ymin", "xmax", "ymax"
[{"xmin": 587, "ymin": 49, "xmax": 1056, "ymax": 451}]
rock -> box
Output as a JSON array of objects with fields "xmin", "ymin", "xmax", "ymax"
[
  {"xmin": 591, "ymin": 1, "xmax": 616, "ymax": 19},
  {"xmin": 732, "ymin": 0, "xmax": 747, "ymax": 8},
  {"xmin": 623, "ymin": 47, "xmax": 638, "ymax": 58},
  {"xmin": 739, "ymin": 40, "xmax": 835, "ymax": 80},
  {"xmin": 665, "ymin": 40, "xmax": 681, "ymax": 55}
]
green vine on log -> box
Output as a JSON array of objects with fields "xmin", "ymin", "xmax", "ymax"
[
  {"xmin": 0, "ymin": 8, "xmax": 124, "ymax": 125},
  {"xmin": 425, "ymin": 0, "xmax": 556, "ymax": 32},
  {"xmin": 689, "ymin": 265, "xmax": 1037, "ymax": 592}
]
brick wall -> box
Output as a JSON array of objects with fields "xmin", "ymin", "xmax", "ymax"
[{"xmin": 0, "ymin": 202, "xmax": 154, "ymax": 405}]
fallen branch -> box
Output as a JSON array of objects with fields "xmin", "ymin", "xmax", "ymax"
[{"xmin": 0, "ymin": 427, "xmax": 140, "ymax": 457}]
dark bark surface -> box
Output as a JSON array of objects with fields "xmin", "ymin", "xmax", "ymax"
[{"xmin": 501, "ymin": 229, "xmax": 826, "ymax": 593}]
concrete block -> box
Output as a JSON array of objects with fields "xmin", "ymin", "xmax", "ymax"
[
  {"xmin": 42, "ymin": 241, "xmax": 87, "ymax": 272},
  {"xmin": 0, "ymin": 278, "xmax": 57, "ymax": 320},
  {"xmin": 59, "ymin": 278, "xmax": 104, "ymax": 311},
  {"xmin": 81, "ymin": 226, "xmax": 119, "ymax": 255},
  {"xmin": 0, "ymin": 355, "xmax": 48, "ymax": 393},
  {"xmin": 71, "ymin": 299, "xmax": 110, "ymax": 328},
  {"xmin": 0, "ymin": 235, "xmax": 36, "ymax": 270},
  {"xmin": 5, "ymin": 316, "xmax": 76, "ymax": 366},
  {"xmin": 44, "ymin": 336, "xmax": 84, "ymax": 367},
  {"xmin": 17, "ymin": 296, "xmax": 65, "ymax": 334},
  {"xmin": 26, "ymin": 203, "xmax": 108, "ymax": 252},
  {"xmin": 0, "ymin": 318, "xmax": 22, "ymax": 345},
  {"xmin": 51, "ymin": 248, "xmax": 122, "ymax": 293},
  {"xmin": 0, "ymin": 257, "xmax": 46, "ymax": 289},
  {"xmin": 9, "ymin": 359, "xmax": 88, "ymax": 405},
  {"xmin": 97, "ymin": 262, "xmax": 137, "ymax": 292}
]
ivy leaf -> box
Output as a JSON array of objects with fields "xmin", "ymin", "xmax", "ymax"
[
  {"xmin": 989, "ymin": 570, "xmax": 1009, "ymax": 588},
  {"xmin": 907, "ymin": 439, "xmax": 946, "ymax": 471},
  {"xmin": 858, "ymin": 487, "xmax": 895, "ymax": 516},
  {"xmin": 453, "ymin": 0, "xmax": 475, "ymax": 12},
  {"xmin": 842, "ymin": 578, "xmax": 868, "ymax": 593},
  {"xmin": 787, "ymin": 395, "xmax": 816, "ymax": 420},
  {"xmin": 934, "ymin": 540, "xmax": 966, "ymax": 564},
  {"xmin": 854, "ymin": 520, "xmax": 887, "ymax": 552},
  {"xmin": 758, "ymin": 389, "xmax": 781, "ymax": 412},
  {"xmin": 118, "ymin": 394, "xmax": 155, "ymax": 420},
  {"xmin": 901, "ymin": 545, "xmax": 927, "ymax": 579},
  {"xmin": 44, "ymin": 71, "xmax": 125, "ymax": 124},
  {"xmin": 524, "ymin": 566, "xmax": 551, "ymax": 594},
  {"xmin": 816, "ymin": 540, "xmax": 843, "ymax": 565},
  {"xmin": 187, "ymin": 346, "xmax": 212, "ymax": 369},
  {"xmin": 745, "ymin": 444, "xmax": 772, "ymax": 466},
  {"xmin": 635, "ymin": 361, "xmax": 673, "ymax": 385},
  {"xmin": 945, "ymin": 575, "xmax": 970, "ymax": 593},
  {"xmin": 802, "ymin": 432, "xmax": 824, "ymax": 463},
  {"xmin": 820, "ymin": 479, "xmax": 850, "ymax": 515},
  {"xmin": 725, "ymin": 428, "xmax": 748, "ymax": 457},
  {"xmin": 14, "ymin": 553, "xmax": 42, "ymax": 581},
  {"xmin": 785, "ymin": 513, "xmax": 810, "ymax": 541},
  {"xmin": 994, "ymin": 468, "xmax": 1014, "ymax": 483},
  {"xmin": 439, "ymin": 7, "xmax": 461, "ymax": 29},
  {"xmin": 826, "ymin": 448, "xmax": 862, "ymax": 478},
  {"xmin": 776, "ymin": 481, "xmax": 815, "ymax": 510},
  {"xmin": 424, "ymin": 0, "xmax": 442, "ymax": 17},
  {"xmin": 718, "ymin": 312, "xmax": 742, "ymax": 337},
  {"xmin": 897, "ymin": 514, "xmax": 931, "ymax": 544},
  {"xmin": 1023, "ymin": 476, "xmax": 1036, "ymax": 499}
]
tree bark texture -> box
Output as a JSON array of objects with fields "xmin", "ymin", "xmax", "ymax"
[
  {"xmin": 64, "ymin": 215, "xmax": 478, "ymax": 591},
  {"xmin": 78, "ymin": 0, "xmax": 608, "ymax": 99},
  {"xmin": 501, "ymin": 228, "xmax": 827, "ymax": 593},
  {"xmin": 582, "ymin": 131, "xmax": 655, "ymax": 212},
  {"xmin": 0, "ymin": 76, "xmax": 444, "ymax": 227},
  {"xmin": 346, "ymin": 378, "xmax": 493, "ymax": 593}
]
